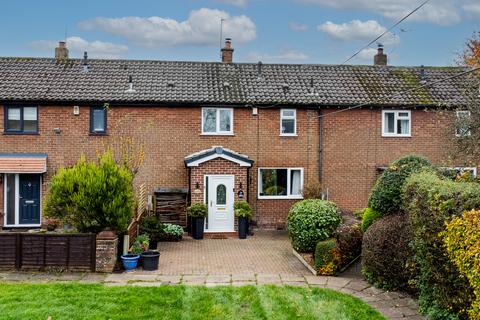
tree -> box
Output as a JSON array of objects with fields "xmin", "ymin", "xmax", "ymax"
[
  {"xmin": 44, "ymin": 151, "xmax": 134, "ymax": 234},
  {"xmin": 462, "ymin": 31, "xmax": 480, "ymax": 68}
]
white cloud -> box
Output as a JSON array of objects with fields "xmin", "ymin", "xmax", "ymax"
[
  {"xmin": 289, "ymin": 22, "xmax": 308, "ymax": 32},
  {"xmin": 462, "ymin": 2, "xmax": 480, "ymax": 18},
  {"xmin": 214, "ymin": 0, "xmax": 248, "ymax": 7},
  {"xmin": 297, "ymin": 0, "xmax": 460, "ymax": 25},
  {"xmin": 78, "ymin": 8, "xmax": 256, "ymax": 48},
  {"xmin": 317, "ymin": 20, "xmax": 399, "ymax": 45},
  {"xmin": 245, "ymin": 48, "xmax": 309, "ymax": 62},
  {"xmin": 29, "ymin": 36, "xmax": 128, "ymax": 59},
  {"xmin": 357, "ymin": 48, "xmax": 378, "ymax": 61}
]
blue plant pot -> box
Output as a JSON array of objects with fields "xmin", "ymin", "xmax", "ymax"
[{"xmin": 121, "ymin": 254, "xmax": 140, "ymax": 271}]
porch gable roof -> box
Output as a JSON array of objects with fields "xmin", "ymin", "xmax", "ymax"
[{"xmin": 184, "ymin": 147, "xmax": 253, "ymax": 167}]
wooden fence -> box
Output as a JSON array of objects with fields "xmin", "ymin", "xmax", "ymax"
[{"xmin": 0, "ymin": 233, "xmax": 96, "ymax": 271}]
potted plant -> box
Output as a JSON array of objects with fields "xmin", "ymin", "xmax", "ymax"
[
  {"xmin": 187, "ymin": 203, "xmax": 208, "ymax": 240},
  {"xmin": 234, "ymin": 201, "xmax": 252, "ymax": 239},
  {"xmin": 121, "ymin": 234, "xmax": 148, "ymax": 271},
  {"xmin": 160, "ymin": 223, "xmax": 184, "ymax": 242},
  {"xmin": 139, "ymin": 215, "xmax": 163, "ymax": 249}
]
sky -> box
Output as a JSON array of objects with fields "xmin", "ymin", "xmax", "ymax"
[{"xmin": 0, "ymin": 0, "xmax": 479, "ymax": 66}]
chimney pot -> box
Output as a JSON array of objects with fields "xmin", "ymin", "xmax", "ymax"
[
  {"xmin": 221, "ymin": 38, "xmax": 234, "ymax": 63},
  {"xmin": 55, "ymin": 41, "xmax": 69, "ymax": 60},
  {"xmin": 374, "ymin": 44, "xmax": 387, "ymax": 66}
]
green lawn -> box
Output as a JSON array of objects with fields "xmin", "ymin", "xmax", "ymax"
[{"xmin": 0, "ymin": 282, "xmax": 385, "ymax": 320}]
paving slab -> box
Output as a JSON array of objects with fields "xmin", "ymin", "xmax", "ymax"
[
  {"xmin": 182, "ymin": 275, "xmax": 206, "ymax": 284},
  {"xmin": 326, "ymin": 277, "xmax": 351, "ymax": 288},
  {"xmin": 232, "ymin": 274, "xmax": 256, "ymax": 282},
  {"xmin": 156, "ymin": 275, "xmax": 182, "ymax": 284},
  {"xmin": 206, "ymin": 275, "xmax": 231, "ymax": 283},
  {"xmin": 304, "ymin": 275, "xmax": 327, "ymax": 286}
]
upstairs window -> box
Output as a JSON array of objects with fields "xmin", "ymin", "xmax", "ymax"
[
  {"xmin": 382, "ymin": 110, "xmax": 411, "ymax": 137},
  {"xmin": 202, "ymin": 107, "xmax": 233, "ymax": 135},
  {"xmin": 455, "ymin": 110, "xmax": 471, "ymax": 137},
  {"xmin": 90, "ymin": 107, "xmax": 107, "ymax": 134},
  {"xmin": 258, "ymin": 168, "xmax": 303, "ymax": 199},
  {"xmin": 280, "ymin": 109, "xmax": 296, "ymax": 136},
  {"xmin": 5, "ymin": 106, "xmax": 38, "ymax": 134}
]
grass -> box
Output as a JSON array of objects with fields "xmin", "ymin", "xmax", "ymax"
[{"xmin": 0, "ymin": 282, "xmax": 385, "ymax": 320}]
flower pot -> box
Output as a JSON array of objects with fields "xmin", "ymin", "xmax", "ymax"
[
  {"xmin": 141, "ymin": 251, "xmax": 160, "ymax": 271},
  {"xmin": 192, "ymin": 217, "xmax": 205, "ymax": 240},
  {"xmin": 238, "ymin": 217, "xmax": 249, "ymax": 239},
  {"xmin": 148, "ymin": 240, "xmax": 158, "ymax": 250},
  {"xmin": 121, "ymin": 254, "xmax": 140, "ymax": 271}
]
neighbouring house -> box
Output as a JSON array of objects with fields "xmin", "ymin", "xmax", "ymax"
[{"xmin": 0, "ymin": 40, "xmax": 476, "ymax": 233}]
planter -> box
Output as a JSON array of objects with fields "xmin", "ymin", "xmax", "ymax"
[
  {"xmin": 141, "ymin": 251, "xmax": 160, "ymax": 271},
  {"xmin": 148, "ymin": 240, "xmax": 158, "ymax": 250},
  {"xmin": 238, "ymin": 217, "xmax": 249, "ymax": 239},
  {"xmin": 191, "ymin": 217, "xmax": 205, "ymax": 240},
  {"xmin": 121, "ymin": 254, "xmax": 140, "ymax": 271}
]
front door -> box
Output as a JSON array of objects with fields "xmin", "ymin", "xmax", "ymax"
[
  {"xmin": 206, "ymin": 175, "xmax": 234, "ymax": 232},
  {"xmin": 19, "ymin": 174, "xmax": 41, "ymax": 225}
]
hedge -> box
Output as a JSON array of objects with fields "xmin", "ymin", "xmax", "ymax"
[
  {"xmin": 361, "ymin": 215, "xmax": 415, "ymax": 292},
  {"xmin": 442, "ymin": 210, "xmax": 480, "ymax": 320},
  {"xmin": 287, "ymin": 200, "xmax": 341, "ymax": 252},
  {"xmin": 361, "ymin": 208, "xmax": 382, "ymax": 232},
  {"xmin": 368, "ymin": 155, "xmax": 431, "ymax": 216},
  {"xmin": 403, "ymin": 171, "xmax": 480, "ymax": 319}
]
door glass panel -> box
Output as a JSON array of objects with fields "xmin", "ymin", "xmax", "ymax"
[
  {"xmin": 203, "ymin": 108, "xmax": 216, "ymax": 132},
  {"xmin": 6, "ymin": 174, "xmax": 16, "ymax": 225},
  {"xmin": 216, "ymin": 184, "xmax": 226, "ymax": 205}
]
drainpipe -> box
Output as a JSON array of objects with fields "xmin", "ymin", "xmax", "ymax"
[{"xmin": 318, "ymin": 107, "xmax": 324, "ymax": 183}]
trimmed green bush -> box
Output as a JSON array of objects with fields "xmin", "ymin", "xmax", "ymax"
[
  {"xmin": 404, "ymin": 171, "xmax": 480, "ymax": 319},
  {"xmin": 315, "ymin": 238, "xmax": 340, "ymax": 275},
  {"xmin": 442, "ymin": 210, "xmax": 480, "ymax": 320},
  {"xmin": 234, "ymin": 201, "xmax": 253, "ymax": 219},
  {"xmin": 187, "ymin": 203, "xmax": 208, "ymax": 218},
  {"xmin": 368, "ymin": 155, "xmax": 431, "ymax": 215},
  {"xmin": 287, "ymin": 200, "xmax": 341, "ymax": 253},
  {"xmin": 361, "ymin": 208, "xmax": 382, "ymax": 232},
  {"xmin": 361, "ymin": 214, "xmax": 416, "ymax": 292},
  {"xmin": 44, "ymin": 151, "xmax": 134, "ymax": 234}
]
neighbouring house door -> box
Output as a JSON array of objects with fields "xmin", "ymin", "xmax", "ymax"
[
  {"xmin": 19, "ymin": 174, "xmax": 41, "ymax": 225},
  {"xmin": 206, "ymin": 175, "xmax": 234, "ymax": 232}
]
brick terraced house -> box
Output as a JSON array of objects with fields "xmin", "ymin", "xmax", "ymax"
[{"xmin": 0, "ymin": 41, "xmax": 476, "ymax": 232}]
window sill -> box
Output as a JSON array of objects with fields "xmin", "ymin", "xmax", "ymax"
[
  {"xmin": 200, "ymin": 133, "xmax": 235, "ymax": 136},
  {"xmin": 89, "ymin": 132, "xmax": 108, "ymax": 136},
  {"xmin": 381, "ymin": 134, "xmax": 411, "ymax": 138},
  {"xmin": 257, "ymin": 196, "xmax": 304, "ymax": 200},
  {"xmin": 280, "ymin": 134, "xmax": 298, "ymax": 137},
  {"xmin": 3, "ymin": 132, "xmax": 39, "ymax": 135},
  {"xmin": 4, "ymin": 224, "xmax": 41, "ymax": 228}
]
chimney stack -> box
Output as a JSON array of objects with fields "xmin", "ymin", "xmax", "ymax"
[
  {"xmin": 374, "ymin": 44, "xmax": 387, "ymax": 66},
  {"xmin": 221, "ymin": 38, "xmax": 234, "ymax": 63},
  {"xmin": 55, "ymin": 41, "xmax": 69, "ymax": 60}
]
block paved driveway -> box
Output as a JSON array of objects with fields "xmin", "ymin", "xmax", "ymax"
[{"xmin": 155, "ymin": 230, "xmax": 312, "ymax": 275}]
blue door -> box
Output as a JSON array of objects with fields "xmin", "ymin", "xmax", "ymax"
[{"xmin": 19, "ymin": 174, "xmax": 40, "ymax": 225}]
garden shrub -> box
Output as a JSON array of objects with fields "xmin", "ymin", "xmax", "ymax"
[
  {"xmin": 302, "ymin": 180, "xmax": 323, "ymax": 199},
  {"xmin": 139, "ymin": 215, "xmax": 163, "ymax": 243},
  {"xmin": 404, "ymin": 171, "xmax": 480, "ymax": 319},
  {"xmin": 353, "ymin": 208, "xmax": 365, "ymax": 220},
  {"xmin": 335, "ymin": 223, "xmax": 363, "ymax": 264},
  {"xmin": 187, "ymin": 203, "xmax": 208, "ymax": 218},
  {"xmin": 368, "ymin": 155, "xmax": 431, "ymax": 215},
  {"xmin": 361, "ymin": 208, "xmax": 382, "ymax": 232},
  {"xmin": 442, "ymin": 210, "xmax": 480, "ymax": 320},
  {"xmin": 315, "ymin": 239, "xmax": 341, "ymax": 275},
  {"xmin": 315, "ymin": 224, "xmax": 363, "ymax": 275},
  {"xmin": 44, "ymin": 151, "xmax": 134, "ymax": 234},
  {"xmin": 234, "ymin": 201, "xmax": 253, "ymax": 218},
  {"xmin": 287, "ymin": 200, "xmax": 341, "ymax": 253},
  {"xmin": 361, "ymin": 214, "xmax": 416, "ymax": 292}
]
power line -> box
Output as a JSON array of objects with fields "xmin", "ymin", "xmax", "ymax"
[
  {"xmin": 341, "ymin": 0, "xmax": 431, "ymax": 65},
  {"xmin": 319, "ymin": 66, "xmax": 480, "ymax": 118}
]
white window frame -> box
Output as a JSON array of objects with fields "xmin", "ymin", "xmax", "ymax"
[
  {"xmin": 382, "ymin": 110, "xmax": 412, "ymax": 137},
  {"xmin": 201, "ymin": 107, "xmax": 234, "ymax": 135},
  {"xmin": 280, "ymin": 109, "xmax": 297, "ymax": 136},
  {"xmin": 3, "ymin": 173, "xmax": 42, "ymax": 228},
  {"xmin": 455, "ymin": 110, "xmax": 471, "ymax": 137},
  {"xmin": 257, "ymin": 167, "xmax": 304, "ymax": 200}
]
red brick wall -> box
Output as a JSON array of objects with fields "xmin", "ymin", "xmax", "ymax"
[
  {"xmin": 0, "ymin": 105, "xmax": 319, "ymax": 229},
  {"xmin": 321, "ymin": 107, "xmax": 475, "ymax": 212}
]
